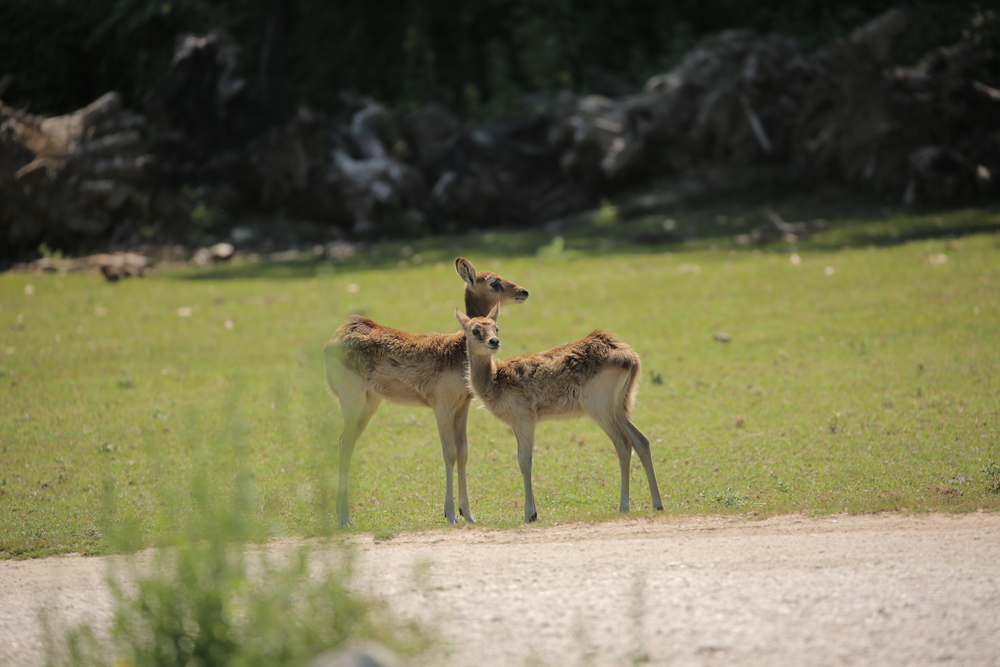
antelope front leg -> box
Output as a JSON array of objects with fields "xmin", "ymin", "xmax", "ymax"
[
  {"xmin": 513, "ymin": 422, "xmax": 538, "ymax": 523},
  {"xmin": 336, "ymin": 432, "xmax": 355, "ymax": 528},
  {"xmin": 336, "ymin": 423, "xmax": 370, "ymax": 528},
  {"xmin": 454, "ymin": 402, "xmax": 476, "ymax": 523},
  {"xmin": 435, "ymin": 404, "xmax": 460, "ymax": 524}
]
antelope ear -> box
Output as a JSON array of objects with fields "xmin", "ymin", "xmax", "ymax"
[
  {"xmin": 488, "ymin": 304, "xmax": 501, "ymax": 322},
  {"xmin": 455, "ymin": 308, "xmax": 471, "ymax": 327},
  {"xmin": 455, "ymin": 257, "xmax": 477, "ymax": 286}
]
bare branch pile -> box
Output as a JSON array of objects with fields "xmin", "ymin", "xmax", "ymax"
[{"xmin": 2, "ymin": 9, "xmax": 998, "ymax": 262}]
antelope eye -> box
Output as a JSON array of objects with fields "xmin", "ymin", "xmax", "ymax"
[
  {"xmin": 490, "ymin": 280, "xmax": 501, "ymax": 291},
  {"xmin": 472, "ymin": 326, "xmax": 482, "ymax": 340}
]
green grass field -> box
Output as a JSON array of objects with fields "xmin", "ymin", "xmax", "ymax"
[{"xmin": 2, "ymin": 201, "xmax": 999, "ymax": 558}]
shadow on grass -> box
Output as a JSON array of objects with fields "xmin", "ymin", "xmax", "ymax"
[
  {"xmin": 172, "ymin": 196, "xmax": 1000, "ymax": 281},
  {"xmin": 805, "ymin": 207, "xmax": 1000, "ymax": 250}
]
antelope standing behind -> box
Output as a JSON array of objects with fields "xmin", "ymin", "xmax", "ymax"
[
  {"xmin": 324, "ymin": 258, "xmax": 529, "ymax": 528},
  {"xmin": 455, "ymin": 306, "xmax": 663, "ymax": 523}
]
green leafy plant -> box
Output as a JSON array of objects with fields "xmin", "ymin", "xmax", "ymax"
[
  {"xmin": 713, "ymin": 488, "xmax": 752, "ymax": 509},
  {"xmin": 984, "ymin": 461, "xmax": 1000, "ymax": 495},
  {"xmin": 37, "ymin": 243, "xmax": 65, "ymax": 261},
  {"xmin": 117, "ymin": 369, "xmax": 135, "ymax": 389},
  {"xmin": 46, "ymin": 440, "xmax": 431, "ymax": 667},
  {"xmin": 593, "ymin": 200, "xmax": 620, "ymax": 228},
  {"xmin": 190, "ymin": 201, "xmax": 228, "ymax": 231},
  {"xmin": 537, "ymin": 235, "xmax": 568, "ymax": 261}
]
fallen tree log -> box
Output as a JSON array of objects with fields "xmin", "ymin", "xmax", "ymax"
[
  {"xmin": 3, "ymin": 9, "xmax": 998, "ymax": 265},
  {"xmin": 1, "ymin": 92, "xmax": 150, "ymax": 258}
]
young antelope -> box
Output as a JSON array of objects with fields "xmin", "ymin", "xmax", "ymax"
[{"xmin": 456, "ymin": 305, "xmax": 663, "ymax": 523}]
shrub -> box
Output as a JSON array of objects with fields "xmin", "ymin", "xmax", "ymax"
[{"xmin": 45, "ymin": 421, "xmax": 431, "ymax": 667}]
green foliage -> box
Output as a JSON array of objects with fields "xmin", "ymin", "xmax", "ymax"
[
  {"xmin": 45, "ymin": 401, "xmax": 429, "ymax": 667},
  {"xmin": 713, "ymin": 489, "xmax": 753, "ymax": 510},
  {"xmin": 0, "ymin": 0, "xmax": 216, "ymax": 113},
  {"xmin": 182, "ymin": 186, "xmax": 229, "ymax": 233},
  {"xmin": 965, "ymin": 6, "xmax": 1000, "ymax": 81},
  {"xmin": 37, "ymin": 244, "xmax": 65, "ymax": 261},
  {"xmin": 536, "ymin": 235, "xmax": 569, "ymax": 261},
  {"xmin": 593, "ymin": 200, "xmax": 620, "ymax": 229},
  {"xmin": 189, "ymin": 201, "xmax": 228, "ymax": 231},
  {"xmin": 46, "ymin": 528, "xmax": 423, "ymax": 667},
  {"xmin": 985, "ymin": 461, "xmax": 1000, "ymax": 494},
  {"xmin": 0, "ymin": 0, "xmax": 984, "ymax": 117}
]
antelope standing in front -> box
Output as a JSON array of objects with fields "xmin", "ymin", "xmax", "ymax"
[
  {"xmin": 456, "ymin": 306, "xmax": 663, "ymax": 523},
  {"xmin": 324, "ymin": 258, "xmax": 529, "ymax": 528}
]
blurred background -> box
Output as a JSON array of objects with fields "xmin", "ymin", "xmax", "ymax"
[
  {"xmin": 1, "ymin": 0, "xmax": 986, "ymax": 117},
  {"xmin": 1, "ymin": 0, "xmax": 997, "ymax": 265}
]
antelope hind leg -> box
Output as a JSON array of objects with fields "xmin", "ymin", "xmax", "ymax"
[
  {"xmin": 335, "ymin": 384, "xmax": 382, "ymax": 529},
  {"xmin": 594, "ymin": 415, "xmax": 634, "ymax": 513},
  {"xmin": 621, "ymin": 416, "xmax": 664, "ymax": 510}
]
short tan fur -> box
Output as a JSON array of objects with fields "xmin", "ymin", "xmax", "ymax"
[
  {"xmin": 456, "ymin": 305, "xmax": 663, "ymax": 523},
  {"xmin": 324, "ymin": 258, "xmax": 529, "ymax": 527}
]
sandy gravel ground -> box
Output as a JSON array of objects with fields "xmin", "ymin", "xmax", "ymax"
[{"xmin": 2, "ymin": 512, "xmax": 999, "ymax": 667}]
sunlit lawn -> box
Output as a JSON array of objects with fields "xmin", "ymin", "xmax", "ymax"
[{"xmin": 2, "ymin": 203, "xmax": 999, "ymax": 557}]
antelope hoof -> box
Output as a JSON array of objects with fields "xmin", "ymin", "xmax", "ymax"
[
  {"xmin": 526, "ymin": 512, "xmax": 537, "ymax": 523},
  {"xmin": 655, "ymin": 504, "xmax": 664, "ymax": 511},
  {"xmin": 459, "ymin": 508, "xmax": 477, "ymax": 524},
  {"xmin": 337, "ymin": 515, "xmax": 354, "ymax": 529}
]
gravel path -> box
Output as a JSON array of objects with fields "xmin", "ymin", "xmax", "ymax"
[{"xmin": 3, "ymin": 512, "xmax": 999, "ymax": 666}]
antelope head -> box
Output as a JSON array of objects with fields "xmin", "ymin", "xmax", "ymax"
[
  {"xmin": 455, "ymin": 304, "xmax": 501, "ymax": 354},
  {"xmin": 455, "ymin": 257, "xmax": 529, "ymax": 316}
]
